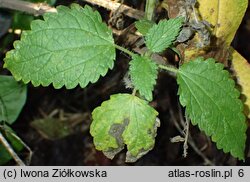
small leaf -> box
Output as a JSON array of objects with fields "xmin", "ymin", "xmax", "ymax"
[
  {"xmin": 4, "ymin": 4, "xmax": 115, "ymax": 89},
  {"xmin": 146, "ymin": 17, "xmax": 183, "ymax": 53},
  {"xmin": 135, "ymin": 19, "xmax": 155, "ymax": 36},
  {"xmin": 177, "ymin": 58, "xmax": 247, "ymax": 159},
  {"xmin": 90, "ymin": 94, "xmax": 159, "ymax": 162},
  {"xmin": 129, "ymin": 55, "xmax": 158, "ymax": 101},
  {"xmin": 0, "ymin": 76, "xmax": 27, "ymax": 124}
]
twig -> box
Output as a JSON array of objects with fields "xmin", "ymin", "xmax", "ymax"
[
  {"xmin": 169, "ymin": 106, "xmax": 214, "ymax": 165},
  {"xmin": 0, "ymin": 0, "xmax": 56, "ymax": 16},
  {"xmin": 0, "ymin": 131, "xmax": 25, "ymax": 166},
  {"xmin": 82, "ymin": 0, "xmax": 144, "ymax": 20},
  {"xmin": 183, "ymin": 116, "xmax": 190, "ymax": 157}
]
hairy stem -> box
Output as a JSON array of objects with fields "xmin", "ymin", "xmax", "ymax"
[
  {"xmin": 170, "ymin": 106, "xmax": 214, "ymax": 165},
  {"xmin": 132, "ymin": 88, "xmax": 137, "ymax": 96},
  {"xmin": 115, "ymin": 44, "xmax": 179, "ymax": 75},
  {"xmin": 183, "ymin": 116, "xmax": 190, "ymax": 158},
  {"xmin": 158, "ymin": 64, "xmax": 178, "ymax": 74},
  {"xmin": 114, "ymin": 44, "xmax": 136, "ymax": 57}
]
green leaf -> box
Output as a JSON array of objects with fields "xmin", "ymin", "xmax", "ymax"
[
  {"xmin": 177, "ymin": 58, "xmax": 247, "ymax": 159},
  {"xmin": 0, "ymin": 76, "xmax": 27, "ymax": 124},
  {"xmin": 0, "ymin": 126, "xmax": 24, "ymax": 165},
  {"xmin": 135, "ymin": 19, "xmax": 155, "ymax": 36},
  {"xmin": 146, "ymin": 17, "xmax": 183, "ymax": 53},
  {"xmin": 129, "ymin": 55, "xmax": 158, "ymax": 101},
  {"xmin": 4, "ymin": 4, "xmax": 116, "ymax": 89},
  {"xmin": 90, "ymin": 94, "xmax": 159, "ymax": 162}
]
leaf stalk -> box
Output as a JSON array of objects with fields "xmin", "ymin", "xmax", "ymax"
[
  {"xmin": 114, "ymin": 44, "xmax": 136, "ymax": 57},
  {"xmin": 158, "ymin": 64, "xmax": 178, "ymax": 73}
]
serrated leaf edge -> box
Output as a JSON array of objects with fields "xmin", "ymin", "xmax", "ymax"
[
  {"xmin": 4, "ymin": 4, "xmax": 115, "ymax": 89},
  {"xmin": 177, "ymin": 58, "xmax": 247, "ymax": 159}
]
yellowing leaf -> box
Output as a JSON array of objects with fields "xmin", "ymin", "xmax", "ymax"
[
  {"xmin": 183, "ymin": 0, "xmax": 248, "ymax": 61},
  {"xmin": 179, "ymin": 0, "xmax": 250, "ymax": 119},
  {"xmin": 231, "ymin": 48, "xmax": 250, "ymax": 118},
  {"xmin": 90, "ymin": 94, "xmax": 159, "ymax": 162},
  {"xmin": 184, "ymin": 1, "xmax": 250, "ymax": 119},
  {"xmin": 198, "ymin": 0, "xmax": 248, "ymax": 45}
]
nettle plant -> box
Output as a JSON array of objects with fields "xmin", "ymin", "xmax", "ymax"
[{"xmin": 1, "ymin": 3, "xmax": 248, "ymax": 162}]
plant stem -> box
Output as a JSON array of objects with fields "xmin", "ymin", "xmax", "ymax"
[
  {"xmin": 132, "ymin": 88, "xmax": 137, "ymax": 96},
  {"xmin": 114, "ymin": 44, "xmax": 136, "ymax": 57},
  {"xmin": 115, "ymin": 44, "xmax": 179, "ymax": 74},
  {"xmin": 6, "ymin": 129, "xmax": 33, "ymax": 165},
  {"xmin": 183, "ymin": 116, "xmax": 190, "ymax": 158},
  {"xmin": 0, "ymin": 131, "xmax": 25, "ymax": 166},
  {"xmin": 158, "ymin": 64, "xmax": 178, "ymax": 74},
  {"xmin": 145, "ymin": 0, "xmax": 157, "ymax": 21}
]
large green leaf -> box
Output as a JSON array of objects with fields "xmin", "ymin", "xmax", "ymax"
[
  {"xmin": 145, "ymin": 17, "xmax": 183, "ymax": 53},
  {"xmin": 177, "ymin": 58, "xmax": 247, "ymax": 159},
  {"xmin": 90, "ymin": 94, "xmax": 159, "ymax": 162},
  {"xmin": 0, "ymin": 76, "xmax": 27, "ymax": 124},
  {"xmin": 129, "ymin": 55, "xmax": 158, "ymax": 101},
  {"xmin": 4, "ymin": 4, "xmax": 115, "ymax": 89}
]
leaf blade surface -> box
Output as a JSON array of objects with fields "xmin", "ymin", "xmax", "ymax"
[
  {"xmin": 146, "ymin": 17, "xmax": 183, "ymax": 53},
  {"xmin": 4, "ymin": 4, "xmax": 115, "ymax": 89},
  {"xmin": 129, "ymin": 55, "xmax": 158, "ymax": 101},
  {"xmin": 177, "ymin": 58, "xmax": 247, "ymax": 159},
  {"xmin": 0, "ymin": 76, "xmax": 27, "ymax": 124},
  {"xmin": 90, "ymin": 94, "xmax": 159, "ymax": 162}
]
